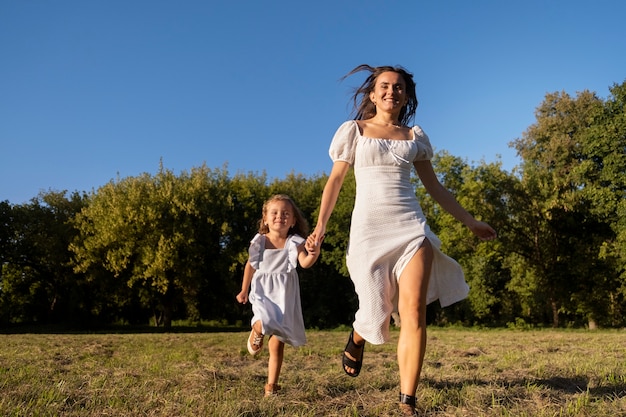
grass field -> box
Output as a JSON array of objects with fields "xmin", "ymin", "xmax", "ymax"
[{"xmin": 0, "ymin": 327, "xmax": 624, "ymax": 416}]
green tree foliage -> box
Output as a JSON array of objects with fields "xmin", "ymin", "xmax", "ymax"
[
  {"xmin": 576, "ymin": 82, "xmax": 626, "ymax": 326},
  {"xmin": 0, "ymin": 191, "xmax": 86, "ymax": 324},
  {"xmin": 205, "ymin": 169, "xmax": 270, "ymax": 324},
  {"xmin": 0, "ymin": 201, "xmax": 13, "ymax": 280},
  {"xmin": 510, "ymin": 84, "xmax": 626, "ymax": 327},
  {"xmin": 71, "ymin": 163, "xmax": 240, "ymax": 327}
]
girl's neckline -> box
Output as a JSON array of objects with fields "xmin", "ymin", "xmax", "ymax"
[{"xmin": 263, "ymin": 233, "xmax": 289, "ymax": 250}]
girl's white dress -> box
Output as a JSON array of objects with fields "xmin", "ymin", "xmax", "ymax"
[
  {"xmin": 330, "ymin": 120, "xmax": 470, "ymax": 344},
  {"xmin": 248, "ymin": 233, "xmax": 306, "ymax": 347}
]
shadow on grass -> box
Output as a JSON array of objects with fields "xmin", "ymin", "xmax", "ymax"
[
  {"xmin": 535, "ymin": 376, "xmax": 626, "ymax": 400},
  {"xmin": 425, "ymin": 376, "xmax": 626, "ymax": 402}
]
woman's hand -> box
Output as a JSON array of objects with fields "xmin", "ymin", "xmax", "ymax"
[
  {"xmin": 310, "ymin": 226, "xmax": 326, "ymax": 247},
  {"xmin": 468, "ymin": 220, "xmax": 497, "ymax": 241}
]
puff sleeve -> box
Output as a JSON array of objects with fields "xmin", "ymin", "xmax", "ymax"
[
  {"xmin": 412, "ymin": 125, "xmax": 434, "ymax": 161},
  {"xmin": 286, "ymin": 234, "xmax": 305, "ymax": 272},
  {"xmin": 329, "ymin": 120, "xmax": 359, "ymax": 164},
  {"xmin": 248, "ymin": 233, "xmax": 264, "ymax": 270}
]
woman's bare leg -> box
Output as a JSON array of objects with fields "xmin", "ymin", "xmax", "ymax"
[{"xmin": 397, "ymin": 239, "xmax": 433, "ymax": 396}]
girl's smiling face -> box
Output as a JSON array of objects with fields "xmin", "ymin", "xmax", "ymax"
[{"xmin": 264, "ymin": 200, "xmax": 295, "ymax": 232}]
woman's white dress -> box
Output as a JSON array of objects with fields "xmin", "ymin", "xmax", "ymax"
[
  {"xmin": 329, "ymin": 120, "xmax": 470, "ymax": 344},
  {"xmin": 248, "ymin": 233, "xmax": 306, "ymax": 347}
]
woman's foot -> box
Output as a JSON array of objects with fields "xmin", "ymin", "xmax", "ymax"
[
  {"xmin": 264, "ymin": 383, "xmax": 281, "ymax": 397},
  {"xmin": 399, "ymin": 393, "xmax": 418, "ymax": 416},
  {"xmin": 247, "ymin": 327, "xmax": 264, "ymax": 355},
  {"xmin": 342, "ymin": 330, "xmax": 365, "ymax": 377}
]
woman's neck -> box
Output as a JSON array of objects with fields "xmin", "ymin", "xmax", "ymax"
[{"xmin": 369, "ymin": 115, "xmax": 402, "ymax": 128}]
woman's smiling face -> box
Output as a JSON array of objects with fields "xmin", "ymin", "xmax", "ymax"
[{"xmin": 370, "ymin": 71, "xmax": 408, "ymax": 112}]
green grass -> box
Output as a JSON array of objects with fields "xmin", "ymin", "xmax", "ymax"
[{"xmin": 0, "ymin": 328, "xmax": 624, "ymax": 416}]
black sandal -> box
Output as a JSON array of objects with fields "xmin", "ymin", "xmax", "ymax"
[
  {"xmin": 399, "ymin": 393, "xmax": 417, "ymax": 416},
  {"xmin": 342, "ymin": 330, "xmax": 364, "ymax": 377}
]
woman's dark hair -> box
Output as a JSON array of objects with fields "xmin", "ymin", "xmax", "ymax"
[{"xmin": 342, "ymin": 64, "xmax": 418, "ymax": 126}]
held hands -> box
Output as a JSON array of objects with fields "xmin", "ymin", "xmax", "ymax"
[
  {"xmin": 310, "ymin": 226, "xmax": 326, "ymax": 247},
  {"xmin": 468, "ymin": 219, "xmax": 497, "ymax": 241},
  {"xmin": 305, "ymin": 233, "xmax": 324, "ymax": 256}
]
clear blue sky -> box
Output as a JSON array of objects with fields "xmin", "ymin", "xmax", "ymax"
[{"xmin": 2, "ymin": 1, "xmax": 624, "ymax": 204}]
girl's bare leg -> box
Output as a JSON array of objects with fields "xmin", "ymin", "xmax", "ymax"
[
  {"xmin": 253, "ymin": 320, "xmax": 263, "ymax": 336},
  {"xmin": 397, "ymin": 239, "xmax": 432, "ymax": 397},
  {"xmin": 267, "ymin": 336, "xmax": 285, "ymax": 388}
]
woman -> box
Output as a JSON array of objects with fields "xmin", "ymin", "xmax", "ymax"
[{"xmin": 311, "ymin": 64, "xmax": 496, "ymax": 415}]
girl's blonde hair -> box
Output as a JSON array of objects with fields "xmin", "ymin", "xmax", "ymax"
[{"xmin": 258, "ymin": 194, "xmax": 309, "ymax": 237}]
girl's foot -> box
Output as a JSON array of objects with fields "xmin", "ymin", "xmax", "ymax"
[
  {"xmin": 264, "ymin": 383, "xmax": 281, "ymax": 397},
  {"xmin": 247, "ymin": 328, "xmax": 264, "ymax": 355}
]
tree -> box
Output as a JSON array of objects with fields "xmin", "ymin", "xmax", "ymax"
[
  {"xmin": 0, "ymin": 191, "xmax": 86, "ymax": 324},
  {"xmin": 511, "ymin": 87, "xmax": 624, "ymax": 327},
  {"xmin": 575, "ymin": 81, "xmax": 626, "ymax": 327},
  {"xmin": 204, "ymin": 169, "xmax": 270, "ymax": 324},
  {"xmin": 71, "ymin": 164, "xmax": 239, "ymax": 327},
  {"xmin": 0, "ymin": 201, "xmax": 13, "ymax": 283}
]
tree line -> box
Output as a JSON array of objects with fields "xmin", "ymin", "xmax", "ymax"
[{"xmin": 1, "ymin": 82, "xmax": 624, "ymax": 330}]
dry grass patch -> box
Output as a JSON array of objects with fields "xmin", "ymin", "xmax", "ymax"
[{"xmin": 0, "ymin": 328, "xmax": 624, "ymax": 416}]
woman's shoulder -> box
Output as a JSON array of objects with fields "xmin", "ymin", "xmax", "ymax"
[
  {"xmin": 336, "ymin": 119, "xmax": 359, "ymax": 132},
  {"xmin": 329, "ymin": 120, "xmax": 361, "ymax": 163},
  {"xmin": 411, "ymin": 124, "xmax": 425, "ymax": 132},
  {"xmin": 410, "ymin": 125, "xmax": 434, "ymax": 160},
  {"xmin": 411, "ymin": 124, "xmax": 430, "ymax": 140}
]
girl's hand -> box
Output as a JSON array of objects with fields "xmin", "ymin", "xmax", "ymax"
[
  {"xmin": 305, "ymin": 234, "xmax": 323, "ymax": 256},
  {"xmin": 236, "ymin": 291, "xmax": 248, "ymax": 304},
  {"xmin": 468, "ymin": 220, "xmax": 497, "ymax": 241}
]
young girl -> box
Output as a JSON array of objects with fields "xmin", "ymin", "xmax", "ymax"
[{"xmin": 236, "ymin": 194, "xmax": 321, "ymax": 397}]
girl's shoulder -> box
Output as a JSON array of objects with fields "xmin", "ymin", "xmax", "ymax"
[
  {"xmin": 250, "ymin": 233, "xmax": 265, "ymax": 245},
  {"xmin": 289, "ymin": 234, "xmax": 305, "ymax": 246},
  {"xmin": 248, "ymin": 233, "xmax": 265, "ymax": 269}
]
